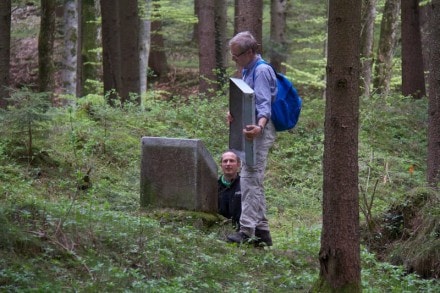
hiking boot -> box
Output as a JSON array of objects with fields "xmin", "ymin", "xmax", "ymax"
[
  {"xmin": 227, "ymin": 231, "xmax": 250, "ymax": 244},
  {"xmin": 255, "ymin": 228, "xmax": 273, "ymax": 247}
]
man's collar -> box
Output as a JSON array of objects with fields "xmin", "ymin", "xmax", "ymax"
[{"xmin": 244, "ymin": 54, "xmax": 261, "ymax": 70}]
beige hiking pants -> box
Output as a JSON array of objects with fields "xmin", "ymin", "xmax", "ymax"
[{"xmin": 239, "ymin": 120, "xmax": 276, "ymax": 237}]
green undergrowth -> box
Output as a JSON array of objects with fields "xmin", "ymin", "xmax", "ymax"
[{"xmin": 0, "ymin": 89, "xmax": 439, "ymax": 292}]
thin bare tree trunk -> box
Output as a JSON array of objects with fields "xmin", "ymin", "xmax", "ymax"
[
  {"xmin": 360, "ymin": 0, "xmax": 376, "ymax": 97},
  {"xmin": 139, "ymin": 0, "xmax": 151, "ymax": 96},
  {"xmin": 38, "ymin": 0, "xmax": 57, "ymax": 93},
  {"xmin": 81, "ymin": 0, "xmax": 100, "ymax": 97},
  {"xmin": 62, "ymin": 0, "xmax": 79, "ymax": 97},
  {"xmin": 119, "ymin": 0, "xmax": 140, "ymax": 103},
  {"xmin": 401, "ymin": 0, "xmax": 426, "ymax": 99},
  {"xmin": 193, "ymin": 0, "xmax": 199, "ymax": 44},
  {"xmin": 100, "ymin": 0, "xmax": 122, "ymax": 103},
  {"xmin": 214, "ymin": 0, "xmax": 228, "ymax": 89},
  {"xmin": 148, "ymin": 0, "xmax": 169, "ymax": 82},
  {"xmin": 0, "ymin": 0, "xmax": 11, "ymax": 108},
  {"xmin": 373, "ymin": 0, "xmax": 400, "ymax": 96}
]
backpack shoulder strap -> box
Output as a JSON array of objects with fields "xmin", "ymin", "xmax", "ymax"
[{"xmin": 252, "ymin": 59, "xmax": 277, "ymax": 81}]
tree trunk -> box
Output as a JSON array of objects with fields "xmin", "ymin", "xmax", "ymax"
[
  {"xmin": 76, "ymin": 0, "xmax": 82, "ymax": 97},
  {"xmin": 317, "ymin": 0, "xmax": 362, "ymax": 291},
  {"xmin": 270, "ymin": 0, "xmax": 288, "ymax": 74},
  {"xmin": 100, "ymin": 0, "xmax": 122, "ymax": 103},
  {"xmin": 39, "ymin": 0, "xmax": 57, "ymax": 93},
  {"xmin": 401, "ymin": 0, "xmax": 426, "ymax": 99},
  {"xmin": 198, "ymin": 0, "xmax": 217, "ymax": 97},
  {"xmin": 0, "ymin": 0, "xmax": 11, "ymax": 109},
  {"xmin": 418, "ymin": 3, "xmax": 429, "ymax": 80},
  {"xmin": 148, "ymin": 0, "xmax": 169, "ymax": 82},
  {"xmin": 235, "ymin": 0, "xmax": 263, "ymax": 54},
  {"xmin": 360, "ymin": 0, "xmax": 376, "ymax": 97},
  {"xmin": 139, "ymin": 0, "xmax": 151, "ymax": 96},
  {"xmin": 426, "ymin": 0, "xmax": 440, "ymax": 188},
  {"xmin": 373, "ymin": 0, "xmax": 400, "ymax": 96},
  {"xmin": 193, "ymin": 0, "xmax": 200, "ymax": 44},
  {"xmin": 62, "ymin": 0, "xmax": 79, "ymax": 97},
  {"xmin": 119, "ymin": 0, "xmax": 140, "ymax": 104},
  {"xmin": 81, "ymin": 0, "xmax": 101, "ymax": 97},
  {"xmin": 214, "ymin": 0, "xmax": 228, "ymax": 89},
  {"xmin": 100, "ymin": 0, "xmax": 140, "ymax": 104}
]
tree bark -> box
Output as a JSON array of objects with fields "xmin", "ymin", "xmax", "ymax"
[
  {"xmin": 214, "ymin": 0, "xmax": 228, "ymax": 89},
  {"xmin": 360, "ymin": 0, "xmax": 376, "ymax": 97},
  {"xmin": 62, "ymin": 0, "xmax": 79, "ymax": 97},
  {"xmin": 119, "ymin": 0, "xmax": 140, "ymax": 103},
  {"xmin": 198, "ymin": 0, "xmax": 217, "ymax": 97},
  {"xmin": 0, "ymin": 0, "xmax": 11, "ymax": 108},
  {"xmin": 401, "ymin": 0, "xmax": 426, "ymax": 99},
  {"xmin": 139, "ymin": 0, "xmax": 151, "ymax": 96},
  {"xmin": 81, "ymin": 0, "xmax": 101, "ymax": 97},
  {"xmin": 193, "ymin": 0, "xmax": 199, "ymax": 44},
  {"xmin": 317, "ymin": 0, "xmax": 362, "ymax": 291},
  {"xmin": 100, "ymin": 0, "xmax": 140, "ymax": 104},
  {"xmin": 235, "ymin": 0, "xmax": 263, "ymax": 54},
  {"xmin": 38, "ymin": 0, "xmax": 57, "ymax": 93},
  {"xmin": 148, "ymin": 0, "xmax": 169, "ymax": 82},
  {"xmin": 270, "ymin": 0, "xmax": 288, "ymax": 74},
  {"xmin": 427, "ymin": 0, "xmax": 440, "ymax": 188},
  {"xmin": 373, "ymin": 0, "xmax": 400, "ymax": 96},
  {"xmin": 100, "ymin": 0, "xmax": 122, "ymax": 103},
  {"xmin": 418, "ymin": 3, "xmax": 429, "ymax": 80}
]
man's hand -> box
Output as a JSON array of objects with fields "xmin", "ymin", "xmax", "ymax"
[
  {"xmin": 227, "ymin": 111, "xmax": 233, "ymax": 124},
  {"xmin": 243, "ymin": 125, "xmax": 262, "ymax": 140}
]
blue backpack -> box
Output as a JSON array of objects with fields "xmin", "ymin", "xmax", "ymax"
[{"xmin": 254, "ymin": 60, "xmax": 302, "ymax": 131}]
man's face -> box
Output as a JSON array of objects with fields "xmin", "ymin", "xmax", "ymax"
[
  {"xmin": 230, "ymin": 43, "xmax": 251, "ymax": 67},
  {"xmin": 221, "ymin": 152, "xmax": 240, "ymax": 177}
]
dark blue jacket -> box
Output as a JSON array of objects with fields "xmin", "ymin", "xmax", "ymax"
[{"xmin": 218, "ymin": 175, "xmax": 241, "ymax": 230}]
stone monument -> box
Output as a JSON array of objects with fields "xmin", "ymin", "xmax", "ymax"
[
  {"xmin": 140, "ymin": 137, "xmax": 218, "ymax": 213},
  {"xmin": 229, "ymin": 77, "xmax": 256, "ymax": 166}
]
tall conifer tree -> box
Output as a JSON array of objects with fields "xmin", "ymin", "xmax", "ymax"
[
  {"xmin": 427, "ymin": 0, "xmax": 440, "ymax": 187},
  {"xmin": 318, "ymin": 0, "xmax": 362, "ymax": 291}
]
